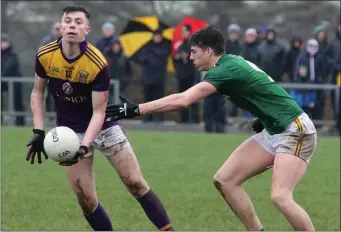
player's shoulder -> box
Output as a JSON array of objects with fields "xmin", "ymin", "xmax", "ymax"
[
  {"xmin": 36, "ymin": 39, "xmax": 60, "ymax": 58},
  {"xmin": 85, "ymin": 42, "xmax": 108, "ymax": 70}
]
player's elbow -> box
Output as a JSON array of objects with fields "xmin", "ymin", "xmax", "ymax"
[{"xmin": 177, "ymin": 94, "xmax": 190, "ymax": 109}]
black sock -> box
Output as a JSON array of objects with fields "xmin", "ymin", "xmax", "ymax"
[
  {"xmin": 137, "ymin": 189, "xmax": 174, "ymax": 231},
  {"xmin": 84, "ymin": 203, "xmax": 113, "ymax": 231}
]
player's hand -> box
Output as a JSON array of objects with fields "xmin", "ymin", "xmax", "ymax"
[
  {"xmin": 26, "ymin": 129, "xmax": 48, "ymax": 164},
  {"xmin": 252, "ymin": 118, "xmax": 264, "ymax": 133},
  {"xmin": 105, "ymin": 95, "xmax": 140, "ymax": 121},
  {"xmin": 59, "ymin": 145, "xmax": 89, "ymax": 166}
]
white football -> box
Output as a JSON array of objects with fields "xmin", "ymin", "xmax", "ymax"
[{"xmin": 43, "ymin": 126, "xmax": 80, "ymax": 162}]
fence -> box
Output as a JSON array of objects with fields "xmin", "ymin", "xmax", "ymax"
[
  {"xmin": 1, "ymin": 77, "xmax": 120, "ymax": 126},
  {"xmin": 1, "ymin": 77, "xmax": 339, "ymax": 127}
]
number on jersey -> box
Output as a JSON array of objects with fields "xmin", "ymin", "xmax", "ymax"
[{"xmin": 245, "ymin": 60, "xmax": 274, "ymax": 82}]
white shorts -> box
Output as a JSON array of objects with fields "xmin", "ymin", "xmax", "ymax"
[
  {"xmin": 77, "ymin": 125, "xmax": 131, "ymax": 158},
  {"xmin": 252, "ymin": 113, "xmax": 317, "ymax": 164}
]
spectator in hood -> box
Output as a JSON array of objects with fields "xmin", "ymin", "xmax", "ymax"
[
  {"xmin": 241, "ymin": 28, "xmax": 260, "ymax": 66},
  {"xmin": 173, "ymin": 24, "xmax": 200, "ymax": 123},
  {"xmin": 258, "ymin": 28, "xmax": 287, "ymax": 82},
  {"xmin": 326, "ymin": 23, "xmax": 341, "ymax": 133},
  {"xmin": 104, "ymin": 39, "xmax": 132, "ymax": 103},
  {"xmin": 225, "ymin": 24, "xmax": 242, "ymax": 55},
  {"xmin": 292, "ymin": 39, "xmax": 328, "ymax": 120},
  {"xmin": 1, "ymin": 34, "xmax": 25, "ymax": 126},
  {"xmin": 96, "ymin": 21, "xmax": 116, "ymax": 53},
  {"xmin": 39, "ymin": 22, "xmax": 61, "ymax": 47},
  {"xmin": 133, "ymin": 29, "xmax": 170, "ymax": 122},
  {"xmin": 283, "ymin": 36, "xmax": 304, "ymax": 82}
]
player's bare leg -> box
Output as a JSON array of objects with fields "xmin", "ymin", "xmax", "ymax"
[
  {"xmin": 213, "ymin": 137, "xmax": 274, "ymax": 231},
  {"xmin": 271, "ymin": 153, "xmax": 314, "ymax": 231},
  {"xmin": 108, "ymin": 145, "xmax": 174, "ymax": 231},
  {"xmin": 67, "ymin": 156, "xmax": 113, "ymax": 231}
]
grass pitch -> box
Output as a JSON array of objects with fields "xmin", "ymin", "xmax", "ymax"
[{"xmin": 1, "ymin": 127, "xmax": 340, "ymax": 231}]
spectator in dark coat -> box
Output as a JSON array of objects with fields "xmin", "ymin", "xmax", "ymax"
[
  {"xmin": 313, "ymin": 24, "xmax": 330, "ymax": 56},
  {"xmin": 255, "ymin": 25, "xmax": 268, "ymax": 45},
  {"xmin": 104, "ymin": 39, "xmax": 133, "ymax": 103},
  {"xmin": 96, "ymin": 22, "xmax": 117, "ymax": 53},
  {"xmin": 326, "ymin": 24, "xmax": 341, "ymax": 133},
  {"xmin": 241, "ymin": 28, "xmax": 260, "ymax": 66},
  {"xmin": 291, "ymin": 39, "xmax": 328, "ymax": 119},
  {"xmin": 225, "ymin": 24, "xmax": 242, "ymax": 56},
  {"xmin": 283, "ymin": 36, "xmax": 304, "ymax": 82},
  {"xmin": 134, "ymin": 29, "xmax": 170, "ymax": 122},
  {"xmin": 258, "ymin": 28, "xmax": 287, "ymax": 82},
  {"xmin": 1, "ymin": 34, "xmax": 25, "ymax": 126},
  {"xmin": 173, "ymin": 24, "xmax": 200, "ymax": 123}
]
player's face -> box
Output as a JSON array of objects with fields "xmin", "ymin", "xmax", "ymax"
[
  {"xmin": 61, "ymin": 11, "xmax": 90, "ymax": 43},
  {"xmin": 190, "ymin": 46, "xmax": 212, "ymax": 71}
]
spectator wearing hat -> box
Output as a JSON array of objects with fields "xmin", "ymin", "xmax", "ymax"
[
  {"xmin": 96, "ymin": 21, "xmax": 117, "ymax": 53},
  {"xmin": 173, "ymin": 24, "xmax": 200, "ymax": 123},
  {"xmin": 225, "ymin": 24, "xmax": 242, "ymax": 56},
  {"xmin": 241, "ymin": 28, "xmax": 260, "ymax": 66},
  {"xmin": 1, "ymin": 34, "xmax": 25, "ymax": 126},
  {"xmin": 283, "ymin": 35, "xmax": 304, "ymax": 82}
]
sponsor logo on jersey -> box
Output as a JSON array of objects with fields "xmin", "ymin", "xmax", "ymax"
[
  {"xmin": 62, "ymin": 82, "xmax": 73, "ymax": 95},
  {"xmin": 56, "ymin": 92, "xmax": 88, "ymax": 104}
]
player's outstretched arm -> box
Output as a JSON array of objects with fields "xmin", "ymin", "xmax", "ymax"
[
  {"xmin": 106, "ymin": 82, "xmax": 216, "ymax": 120},
  {"xmin": 81, "ymin": 91, "xmax": 108, "ymax": 147}
]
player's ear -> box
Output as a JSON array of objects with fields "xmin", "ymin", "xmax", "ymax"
[{"xmin": 85, "ymin": 24, "xmax": 91, "ymax": 35}]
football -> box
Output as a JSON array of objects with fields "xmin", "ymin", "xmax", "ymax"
[{"xmin": 43, "ymin": 126, "xmax": 80, "ymax": 162}]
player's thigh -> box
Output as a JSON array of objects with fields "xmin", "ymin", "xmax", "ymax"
[
  {"xmin": 66, "ymin": 155, "xmax": 97, "ymax": 213},
  {"xmin": 214, "ymin": 134, "xmax": 275, "ymax": 186},
  {"xmin": 95, "ymin": 126, "xmax": 148, "ymax": 191}
]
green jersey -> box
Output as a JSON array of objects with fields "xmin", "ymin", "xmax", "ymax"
[{"xmin": 203, "ymin": 54, "xmax": 303, "ymax": 135}]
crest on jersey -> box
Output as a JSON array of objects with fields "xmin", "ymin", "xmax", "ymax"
[
  {"xmin": 62, "ymin": 82, "xmax": 73, "ymax": 95},
  {"xmin": 79, "ymin": 70, "xmax": 89, "ymax": 82}
]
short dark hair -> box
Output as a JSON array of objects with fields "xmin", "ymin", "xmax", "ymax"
[
  {"xmin": 62, "ymin": 6, "xmax": 90, "ymax": 20},
  {"xmin": 188, "ymin": 26, "xmax": 225, "ymax": 55}
]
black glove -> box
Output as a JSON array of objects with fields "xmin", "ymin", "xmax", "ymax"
[
  {"xmin": 252, "ymin": 118, "xmax": 264, "ymax": 133},
  {"xmin": 26, "ymin": 129, "xmax": 48, "ymax": 164},
  {"xmin": 105, "ymin": 95, "xmax": 140, "ymax": 121},
  {"xmin": 59, "ymin": 145, "xmax": 89, "ymax": 166}
]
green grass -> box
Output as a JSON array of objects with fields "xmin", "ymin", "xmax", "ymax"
[{"xmin": 1, "ymin": 127, "xmax": 340, "ymax": 231}]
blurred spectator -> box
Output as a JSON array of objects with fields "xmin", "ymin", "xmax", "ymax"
[
  {"xmin": 39, "ymin": 22, "xmax": 61, "ymax": 47},
  {"xmin": 258, "ymin": 28, "xmax": 287, "ymax": 82},
  {"xmin": 255, "ymin": 25, "xmax": 268, "ymax": 45},
  {"xmin": 204, "ymin": 93, "xmax": 226, "ymax": 134},
  {"xmin": 313, "ymin": 24, "xmax": 330, "ymax": 56},
  {"xmin": 134, "ymin": 29, "xmax": 170, "ymax": 122},
  {"xmin": 291, "ymin": 39, "xmax": 327, "ymax": 119},
  {"xmin": 225, "ymin": 24, "xmax": 242, "ymax": 122},
  {"xmin": 104, "ymin": 39, "xmax": 133, "ymax": 103},
  {"xmin": 1, "ymin": 34, "xmax": 25, "ymax": 126},
  {"xmin": 241, "ymin": 28, "xmax": 260, "ymax": 66},
  {"xmin": 96, "ymin": 21, "xmax": 117, "ymax": 53},
  {"xmin": 39, "ymin": 22, "xmax": 61, "ymax": 116},
  {"xmin": 283, "ymin": 36, "xmax": 304, "ymax": 82},
  {"xmin": 173, "ymin": 24, "xmax": 200, "ymax": 123},
  {"xmin": 225, "ymin": 24, "xmax": 242, "ymax": 55},
  {"xmin": 326, "ymin": 23, "xmax": 341, "ymax": 133}
]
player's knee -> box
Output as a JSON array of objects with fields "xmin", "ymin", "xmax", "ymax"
[
  {"xmin": 213, "ymin": 171, "xmax": 235, "ymax": 187},
  {"xmin": 271, "ymin": 189, "xmax": 292, "ymax": 208},
  {"xmin": 123, "ymin": 176, "xmax": 149, "ymax": 198},
  {"xmin": 73, "ymin": 179, "xmax": 97, "ymax": 215}
]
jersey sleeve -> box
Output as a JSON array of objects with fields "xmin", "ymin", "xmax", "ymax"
[
  {"xmin": 35, "ymin": 56, "xmax": 48, "ymax": 78},
  {"xmin": 202, "ymin": 67, "xmax": 234, "ymax": 90},
  {"xmin": 92, "ymin": 66, "xmax": 111, "ymax": 92}
]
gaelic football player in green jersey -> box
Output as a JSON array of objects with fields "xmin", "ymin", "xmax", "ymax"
[{"xmin": 105, "ymin": 26, "xmax": 317, "ymax": 231}]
